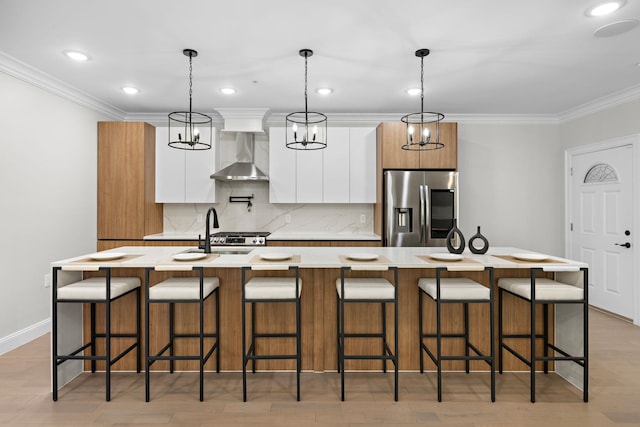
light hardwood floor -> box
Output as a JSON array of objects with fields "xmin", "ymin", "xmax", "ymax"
[{"xmin": 1, "ymin": 308, "xmax": 639, "ymax": 426}]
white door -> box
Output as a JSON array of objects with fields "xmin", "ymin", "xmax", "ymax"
[{"xmin": 570, "ymin": 145, "xmax": 634, "ymax": 318}]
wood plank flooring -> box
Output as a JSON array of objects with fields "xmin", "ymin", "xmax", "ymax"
[{"xmin": 1, "ymin": 308, "xmax": 639, "ymax": 426}]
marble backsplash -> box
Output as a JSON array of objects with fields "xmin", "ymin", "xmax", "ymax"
[{"xmin": 163, "ymin": 181, "xmax": 374, "ymax": 236}]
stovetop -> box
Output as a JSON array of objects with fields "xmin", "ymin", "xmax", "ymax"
[{"xmin": 210, "ymin": 231, "xmax": 270, "ymax": 246}]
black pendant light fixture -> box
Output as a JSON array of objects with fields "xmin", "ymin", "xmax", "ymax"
[
  {"xmin": 401, "ymin": 48, "xmax": 444, "ymax": 151},
  {"xmin": 286, "ymin": 49, "xmax": 327, "ymax": 150},
  {"xmin": 168, "ymin": 49, "xmax": 212, "ymax": 150}
]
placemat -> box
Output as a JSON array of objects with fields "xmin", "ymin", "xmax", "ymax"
[
  {"xmin": 338, "ymin": 255, "xmax": 393, "ymax": 265},
  {"xmin": 69, "ymin": 254, "xmax": 144, "ymax": 264},
  {"xmin": 416, "ymin": 255, "xmax": 481, "ymax": 265},
  {"xmin": 250, "ymin": 255, "xmax": 301, "ymax": 264},
  {"xmin": 493, "ymin": 255, "xmax": 566, "ymax": 264}
]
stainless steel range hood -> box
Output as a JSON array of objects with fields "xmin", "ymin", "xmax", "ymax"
[
  {"xmin": 210, "ymin": 132, "xmax": 268, "ymax": 181},
  {"xmin": 210, "ymin": 108, "xmax": 269, "ymax": 182}
]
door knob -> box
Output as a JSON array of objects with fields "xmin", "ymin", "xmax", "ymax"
[{"xmin": 615, "ymin": 242, "xmax": 631, "ymax": 248}]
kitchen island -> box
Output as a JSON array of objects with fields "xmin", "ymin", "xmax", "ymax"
[{"xmin": 51, "ymin": 246, "xmax": 586, "ymax": 391}]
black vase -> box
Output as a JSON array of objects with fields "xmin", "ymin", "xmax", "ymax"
[
  {"xmin": 469, "ymin": 226, "xmax": 489, "ymax": 254},
  {"xmin": 445, "ymin": 220, "xmax": 465, "ymax": 254}
]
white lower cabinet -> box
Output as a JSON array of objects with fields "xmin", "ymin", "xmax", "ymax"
[
  {"xmin": 155, "ymin": 127, "xmax": 216, "ymax": 203},
  {"xmin": 269, "ymin": 126, "xmax": 376, "ymax": 203}
]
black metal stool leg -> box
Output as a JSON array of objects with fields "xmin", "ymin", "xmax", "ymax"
[
  {"xmin": 419, "ymin": 288, "xmax": 424, "ymax": 374},
  {"xmin": 105, "ymin": 270, "xmax": 112, "ymax": 402},
  {"xmin": 382, "ymin": 301, "xmax": 387, "ymax": 373}
]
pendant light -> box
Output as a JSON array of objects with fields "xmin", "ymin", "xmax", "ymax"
[
  {"xmin": 401, "ymin": 49, "xmax": 444, "ymax": 151},
  {"xmin": 286, "ymin": 49, "xmax": 327, "ymax": 150},
  {"xmin": 168, "ymin": 49, "xmax": 212, "ymax": 150}
]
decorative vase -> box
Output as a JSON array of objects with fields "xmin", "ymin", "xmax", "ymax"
[
  {"xmin": 445, "ymin": 220, "xmax": 465, "ymax": 254},
  {"xmin": 469, "ymin": 226, "xmax": 489, "ymax": 254}
]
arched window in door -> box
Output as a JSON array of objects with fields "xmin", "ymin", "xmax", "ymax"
[{"xmin": 584, "ymin": 163, "xmax": 618, "ymax": 184}]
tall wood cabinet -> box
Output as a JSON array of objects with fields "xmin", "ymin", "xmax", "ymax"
[
  {"xmin": 97, "ymin": 122, "xmax": 163, "ymax": 241},
  {"xmin": 374, "ymin": 121, "xmax": 458, "ymax": 238}
]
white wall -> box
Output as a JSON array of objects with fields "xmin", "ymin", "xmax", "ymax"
[
  {"xmin": 560, "ymin": 99, "xmax": 640, "ymax": 148},
  {"xmin": 457, "ymin": 123, "xmax": 564, "ymax": 256},
  {"xmin": 0, "ymin": 73, "xmax": 108, "ymax": 353}
]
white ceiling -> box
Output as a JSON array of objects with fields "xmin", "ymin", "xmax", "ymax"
[{"xmin": 1, "ymin": 0, "xmax": 639, "ymax": 119}]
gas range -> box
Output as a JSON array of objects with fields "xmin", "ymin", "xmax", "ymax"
[{"xmin": 210, "ymin": 231, "xmax": 270, "ymax": 246}]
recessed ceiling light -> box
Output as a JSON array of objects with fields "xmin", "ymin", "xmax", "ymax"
[
  {"xmin": 316, "ymin": 87, "xmax": 333, "ymax": 95},
  {"xmin": 220, "ymin": 87, "xmax": 236, "ymax": 95},
  {"xmin": 407, "ymin": 88, "xmax": 421, "ymax": 96},
  {"xmin": 121, "ymin": 86, "xmax": 139, "ymax": 95},
  {"xmin": 586, "ymin": 1, "xmax": 624, "ymax": 17},
  {"xmin": 63, "ymin": 50, "xmax": 90, "ymax": 62}
]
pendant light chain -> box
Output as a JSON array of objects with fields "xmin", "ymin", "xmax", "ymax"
[
  {"xmin": 420, "ymin": 54, "xmax": 425, "ymax": 124},
  {"xmin": 304, "ymin": 52, "xmax": 309, "ymax": 124},
  {"xmin": 188, "ymin": 53, "xmax": 193, "ymax": 114}
]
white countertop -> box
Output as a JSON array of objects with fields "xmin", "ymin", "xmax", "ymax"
[
  {"xmin": 143, "ymin": 232, "xmax": 381, "ymax": 241},
  {"xmin": 52, "ymin": 246, "xmax": 586, "ymax": 270}
]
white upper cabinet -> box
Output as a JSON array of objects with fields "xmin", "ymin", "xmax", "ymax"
[
  {"xmin": 348, "ymin": 127, "xmax": 376, "ymax": 203},
  {"xmin": 155, "ymin": 127, "xmax": 216, "ymax": 203},
  {"xmin": 268, "ymin": 127, "xmax": 296, "ymax": 203},
  {"xmin": 322, "ymin": 127, "xmax": 350, "ymax": 203},
  {"xmin": 268, "ymin": 126, "xmax": 376, "ymax": 203}
]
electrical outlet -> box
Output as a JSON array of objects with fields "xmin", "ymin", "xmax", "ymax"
[
  {"xmin": 196, "ymin": 214, "xmax": 203, "ymax": 223},
  {"xmin": 360, "ymin": 214, "xmax": 367, "ymax": 224},
  {"xmin": 285, "ymin": 214, "xmax": 291, "ymax": 223},
  {"xmin": 44, "ymin": 273, "xmax": 52, "ymax": 288}
]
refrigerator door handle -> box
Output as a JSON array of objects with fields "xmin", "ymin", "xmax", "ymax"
[{"xmin": 419, "ymin": 184, "xmax": 429, "ymax": 246}]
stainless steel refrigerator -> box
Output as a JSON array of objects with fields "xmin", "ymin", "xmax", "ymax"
[{"xmin": 384, "ymin": 170, "xmax": 458, "ymax": 247}]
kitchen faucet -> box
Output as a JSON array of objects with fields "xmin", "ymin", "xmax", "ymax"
[{"xmin": 203, "ymin": 207, "xmax": 220, "ymax": 254}]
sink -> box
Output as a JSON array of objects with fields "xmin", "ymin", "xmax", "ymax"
[{"xmin": 181, "ymin": 247, "xmax": 253, "ymax": 255}]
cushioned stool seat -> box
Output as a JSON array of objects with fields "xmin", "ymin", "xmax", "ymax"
[
  {"xmin": 336, "ymin": 277, "xmax": 395, "ymax": 300},
  {"xmin": 57, "ymin": 277, "xmax": 140, "ymax": 300},
  {"xmin": 418, "ymin": 277, "xmax": 490, "ymax": 301},
  {"xmin": 498, "ymin": 277, "xmax": 584, "ymax": 301},
  {"xmin": 245, "ymin": 277, "xmax": 302, "ymax": 299},
  {"xmin": 149, "ymin": 277, "xmax": 219, "ymax": 300}
]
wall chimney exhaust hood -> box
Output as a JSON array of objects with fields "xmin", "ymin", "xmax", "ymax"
[{"xmin": 210, "ymin": 108, "xmax": 269, "ymax": 182}]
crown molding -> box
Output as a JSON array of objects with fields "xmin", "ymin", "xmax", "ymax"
[
  {"xmin": 558, "ymin": 83, "xmax": 640, "ymax": 123},
  {"xmin": 0, "ymin": 51, "xmax": 126, "ymax": 120},
  {"xmin": 3, "ymin": 49, "xmax": 639, "ymax": 126}
]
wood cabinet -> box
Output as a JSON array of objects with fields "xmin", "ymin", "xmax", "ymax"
[
  {"xmin": 374, "ymin": 121, "xmax": 458, "ymax": 238},
  {"xmin": 97, "ymin": 122, "xmax": 163, "ymax": 240},
  {"xmin": 155, "ymin": 126, "xmax": 216, "ymax": 203},
  {"xmin": 269, "ymin": 126, "xmax": 377, "ymax": 203},
  {"xmin": 377, "ymin": 121, "xmax": 457, "ymax": 170}
]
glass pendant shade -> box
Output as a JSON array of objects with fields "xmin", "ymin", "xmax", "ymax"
[
  {"xmin": 286, "ymin": 49, "xmax": 327, "ymax": 150},
  {"xmin": 168, "ymin": 49, "xmax": 212, "ymax": 150},
  {"xmin": 401, "ymin": 49, "xmax": 445, "ymax": 151}
]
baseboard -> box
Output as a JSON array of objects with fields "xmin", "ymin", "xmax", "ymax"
[{"xmin": 0, "ymin": 318, "xmax": 50, "ymax": 356}]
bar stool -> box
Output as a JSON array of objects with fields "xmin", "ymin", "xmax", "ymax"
[
  {"xmin": 52, "ymin": 266, "xmax": 141, "ymax": 401},
  {"xmin": 498, "ymin": 266, "xmax": 588, "ymax": 402},
  {"xmin": 241, "ymin": 265, "xmax": 301, "ymax": 401},
  {"xmin": 144, "ymin": 266, "xmax": 220, "ymax": 402},
  {"xmin": 418, "ymin": 266, "xmax": 495, "ymax": 402},
  {"xmin": 336, "ymin": 265, "xmax": 399, "ymax": 401}
]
